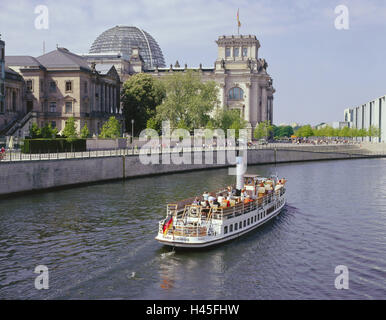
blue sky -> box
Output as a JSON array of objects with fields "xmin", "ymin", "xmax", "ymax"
[{"xmin": 1, "ymin": 0, "xmax": 386, "ymax": 125}]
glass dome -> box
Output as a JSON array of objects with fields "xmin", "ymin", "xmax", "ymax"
[{"xmin": 89, "ymin": 26, "xmax": 166, "ymax": 69}]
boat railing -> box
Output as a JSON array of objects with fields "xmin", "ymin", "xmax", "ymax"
[
  {"xmin": 164, "ymin": 185, "xmax": 286, "ymax": 223},
  {"xmin": 159, "ymin": 220, "xmax": 208, "ymax": 238}
]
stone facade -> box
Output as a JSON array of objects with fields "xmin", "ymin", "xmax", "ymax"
[
  {"xmin": 4, "ymin": 47, "xmax": 124, "ymax": 137},
  {"xmin": 0, "ymin": 39, "xmax": 25, "ymax": 135}
]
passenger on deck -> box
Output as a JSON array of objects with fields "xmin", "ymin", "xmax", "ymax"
[
  {"xmin": 212, "ymin": 199, "xmax": 220, "ymax": 207},
  {"xmin": 202, "ymin": 200, "xmax": 211, "ymax": 214},
  {"xmin": 192, "ymin": 197, "xmax": 200, "ymax": 205},
  {"xmin": 203, "ymin": 191, "xmax": 209, "ymax": 201},
  {"xmin": 208, "ymin": 194, "xmax": 216, "ymax": 202}
]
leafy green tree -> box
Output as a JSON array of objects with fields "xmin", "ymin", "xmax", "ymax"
[
  {"xmin": 29, "ymin": 122, "xmax": 41, "ymax": 138},
  {"xmin": 212, "ymin": 108, "xmax": 246, "ymax": 133},
  {"xmin": 156, "ymin": 70, "xmax": 219, "ymax": 130},
  {"xmin": 295, "ymin": 125, "xmax": 314, "ymax": 138},
  {"xmin": 80, "ymin": 123, "xmax": 90, "ymax": 139},
  {"xmin": 100, "ymin": 116, "xmax": 121, "ymax": 139},
  {"xmin": 121, "ymin": 73, "xmax": 166, "ymax": 135},
  {"xmin": 368, "ymin": 125, "xmax": 380, "ymax": 138},
  {"xmin": 146, "ymin": 116, "xmax": 162, "ymax": 134},
  {"xmin": 340, "ymin": 126, "xmax": 351, "ymax": 137},
  {"xmin": 358, "ymin": 128, "xmax": 368, "ymax": 138},
  {"xmin": 62, "ymin": 117, "xmax": 78, "ymax": 142},
  {"xmin": 40, "ymin": 123, "xmax": 58, "ymax": 139},
  {"xmin": 254, "ymin": 121, "xmax": 273, "ymax": 140},
  {"xmin": 277, "ymin": 125, "xmax": 294, "ymax": 138}
]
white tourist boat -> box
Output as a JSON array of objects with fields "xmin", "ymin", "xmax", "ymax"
[{"xmin": 156, "ymin": 158, "xmax": 287, "ymax": 248}]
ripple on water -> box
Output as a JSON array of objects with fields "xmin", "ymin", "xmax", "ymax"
[{"xmin": 0, "ymin": 159, "xmax": 386, "ymax": 299}]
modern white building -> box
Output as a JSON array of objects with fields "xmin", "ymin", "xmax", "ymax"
[{"xmin": 344, "ymin": 94, "xmax": 386, "ymax": 142}]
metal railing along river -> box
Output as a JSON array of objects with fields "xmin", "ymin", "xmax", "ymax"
[{"xmin": 0, "ymin": 142, "xmax": 385, "ymax": 163}]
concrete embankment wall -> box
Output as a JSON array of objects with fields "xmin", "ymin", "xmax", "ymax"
[{"xmin": 0, "ymin": 146, "xmax": 376, "ymax": 197}]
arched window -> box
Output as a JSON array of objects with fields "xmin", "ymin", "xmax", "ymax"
[{"xmin": 228, "ymin": 87, "xmax": 244, "ymax": 100}]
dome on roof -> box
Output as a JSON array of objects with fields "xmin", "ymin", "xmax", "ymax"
[{"xmin": 89, "ymin": 26, "xmax": 166, "ymax": 69}]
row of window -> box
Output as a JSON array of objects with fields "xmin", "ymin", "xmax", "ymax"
[
  {"xmin": 225, "ymin": 47, "xmax": 248, "ymax": 58},
  {"xmin": 46, "ymin": 101, "xmax": 73, "ymax": 113},
  {"xmin": 26, "ymin": 79, "xmax": 88, "ymax": 94},
  {"xmin": 223, "ymin": 211, "xmax": 268, "ymax": 234}
]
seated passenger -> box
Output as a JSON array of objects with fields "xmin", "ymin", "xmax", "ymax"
[
  {"xmin": 208, "ymin": 194, "xmax": 216, "ymax": 202},
  {"xmin": 212, "ymin": 199, "xmax": 220, "ymax": 207},
  {"xmin": 192, "ymin": 197, "xmax": 200, "ymax": 205}
]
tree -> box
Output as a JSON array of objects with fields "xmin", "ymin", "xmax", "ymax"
[
  {"xmin": 295, "ymin": 125, "xmax": 314, "ymax": 138},
  {"xmin": 277, "ymin": 125, "xmax": 294, "ymax": 138},
  {"xmin": 62, "ymin": 117, "xmax": 78, "ymax": 142},
  {"xmin": 40, "ymin": 123, "xmax": 58, "ymax": 139},
  {"xmin": 368, "ymin": 125, "xmax": 380, "ymax": 139},
  {"xmin": 211, "ymin": 108, "xmax": 246, "ymax": 134},
  {"xmin": 146, "ymin": 116, "xmax": 162, "ymax": 134},
  {"xmin": 121, "ymin": 73, "xmax": 166, "ymax": 136},
  {"xmin": 29, "ymin": 123, "xmax": 41, "ymax": 139},
  {"xmin": 100, "ymin": 116, "xmax": 121, "ymax": 139},
  {"xmin": 340, "ymin": 126, "xmax": 351, "ymax": 137},
  {"xmin": 254, "ymin": 121, "xmax": 273, "ymax": 140},
  {"xmin": 156, "ymin": 70, "xmax": 219, "ymax": 130},
  {"xmin": 80, "ymin": 123, "xmax": 90, "ymax": 139}
]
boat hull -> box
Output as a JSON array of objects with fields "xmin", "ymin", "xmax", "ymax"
[{"xmin": 155, "ymin": 199, "xmax": 286, "ymax": 248}]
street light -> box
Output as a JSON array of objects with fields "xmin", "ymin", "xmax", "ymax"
[{"xmin": 131, "ymin": 119, "xmax": 134, "ymax": 144}]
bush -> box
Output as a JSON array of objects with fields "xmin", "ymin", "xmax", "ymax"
[{"xmin": 21, "ymin": 139, "xmax": 86, "ymax": 154}]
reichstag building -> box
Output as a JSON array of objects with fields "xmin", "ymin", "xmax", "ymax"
[{"xmin": 84, "ymin": 25, "xmax": 275, "ymax": 138}]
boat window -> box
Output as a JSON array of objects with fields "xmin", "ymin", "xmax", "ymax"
[
  {"xmin": 230, "ymin": 224, "xmax": 233, "ymax": 232},
  {"xmin": 247, "ymin": 218, "xmax": 250, "ymax": 225},
  {"xmin": 239, "ymin": 221, "xmax": 242, "ymax": 229},
  {"xmin": 235, "ymin": 223, "xmax": 238, "ymax": 231},
  {"xmin": 255, "ymin": 216, "xmax": 257, "ymax": 222},
  {"xmin": 243, "ymin": 220, "xmax": 246, "ymax": 227},
  {"xmin": 224, "ymin": 226, "xmax": 228, "ymax": 234}
]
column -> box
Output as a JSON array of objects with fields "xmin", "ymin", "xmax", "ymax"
[
  {"xmin": 104, "ymin": 84, "xmax": 109, "ymax": 113},
  {"xmin": 261, "ymin": 86, "xmax": 267, "ymax": 122},
  {"xmin": 256, "ymin": 84, "xmax": 261, "ymax": 123},
  {"xmin": 108, "ymin": 85, "xmax": 111, "ymax": 113},
  {"xmin": 219, "ymin": 83, "xmax": 226, "ymax": 109},
  {"xmin": 113, "ymin": 87, "xmax": 116, "ymax": 113},
  {"xmin": 101, "ymin": 84, "xmax": 104, "ymax": 112},
  {"xmin": 244, "ymin": 83, "xmax": 251, "ymax": 122}
]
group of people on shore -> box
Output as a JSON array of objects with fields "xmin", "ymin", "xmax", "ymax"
[{"xmin": 0, "ymin": 147, "xmax": 5, "ymax": 160}]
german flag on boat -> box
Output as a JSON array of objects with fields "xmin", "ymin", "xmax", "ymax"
[{"xmin": 162, "ymin": 215, "xmax": 173, "ymax": 235}]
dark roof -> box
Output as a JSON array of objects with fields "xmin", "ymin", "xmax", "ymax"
[
  {"xmin": 36, "ymin": 48, "xmax": 91, "ymax": 71},
  {"xmin": 5, "ymin": 56, "xmax": 43, "ymax": 67},
  {"xmin": 4, "ymin": 66, "xmax": 23, "ymax": 81},
  {"xmin": 5, "ymin": 66, "xmax": 19, "ymax": 75}
]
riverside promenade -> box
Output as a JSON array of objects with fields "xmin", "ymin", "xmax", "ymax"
[{"xmin": 0, "ymin": 142, "xmax": 385, "ymax": 197}]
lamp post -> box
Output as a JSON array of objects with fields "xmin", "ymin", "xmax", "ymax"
[{"xmin": 131, "ymin": 119, "xmax": 134, "ymax": 144}]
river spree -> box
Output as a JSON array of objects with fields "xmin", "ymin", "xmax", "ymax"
[{"xmin": 0, "ymin": 158, "xmax": 385, "ymax": 299}]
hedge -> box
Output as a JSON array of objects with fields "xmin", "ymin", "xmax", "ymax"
[{"xmin": 21, "ymin": 139, "xmax": 87, "ymax": 153}]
